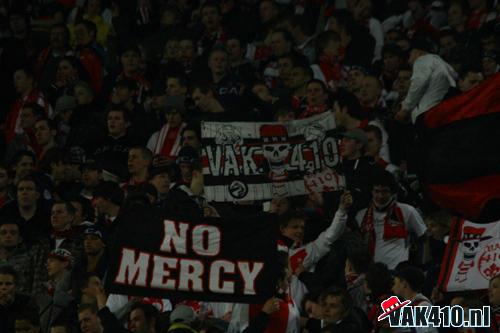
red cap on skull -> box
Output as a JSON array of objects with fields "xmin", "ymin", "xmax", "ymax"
[
  {"xmin": 462, "ymin": 226, "xmax": 486, "ymax": 240},
  {"xmin": 260, "ymin": 124, "xmax": 289, "ymax": 143}
]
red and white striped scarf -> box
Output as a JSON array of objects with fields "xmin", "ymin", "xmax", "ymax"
[{"xmin": 152, "ymin": 122, "xmax": 187, "ymax": 157}]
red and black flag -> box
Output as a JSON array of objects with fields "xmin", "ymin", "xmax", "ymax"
[{"xmin": 421, "ymin": 73, "xmax": 500, "ymax": 221}]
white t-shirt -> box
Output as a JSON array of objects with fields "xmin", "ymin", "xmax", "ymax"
[{"xmin": 356, "ymin": 203, "xmax": 427, "ymax": 269}]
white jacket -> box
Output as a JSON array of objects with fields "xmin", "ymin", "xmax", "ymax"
[{"xmin": 402, "ymin": 54, "xmax": 457, "ymax": 123}]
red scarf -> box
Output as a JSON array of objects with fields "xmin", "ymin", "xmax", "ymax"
[
  {"xmin": 298, "ymin": 104, "xmax": 328, "ymax": 119},
  {"xmin": 361, "ymin": 201, "xmax": 407, "ymax": 256},
  {"xmin": 318, "ymin": 54, "xmax": 343, "ymax": 84}
]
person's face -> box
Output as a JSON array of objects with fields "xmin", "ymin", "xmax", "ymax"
[
  {"xmin": 192, "ymin": 89, "xmax": 211, "ymax": 112},
  {"xmin": 35, "ymin": 120, "xmax": 55, "ymax": 146},
  {"xmin": 482, "ymin": 57, "xmax": 497, "ymax": 77},
  {"xmin": 290, "ymin": 67, "xmax": 309, "ymax": 90},
  {"xmin": 57, "ymin": 59, "xmax": 77, "ymax": 82},
  {"xmin": 481, "ymin": 35, "xmax": 497, "ymax": 52},
  {"xmin": 128, "ymin": 149, "xmax": 149, "ymax": 174},
  {"xmin": 323, "ymin": 39, "xmax": 340, "ymax": 57},
  {"xmin": 165, "ymin": 78, "xmax": 186, "ymax": 96},
  {"xmin": 340, "ymin": 137, "xmax": 361, "ymax": 159},
  {"xmin": 226, "ymin": 38, "xmax": 243, "ymax": 62},
  {"xmin": 164, "ymin": 39, "xmax": 179, "ymax": 61},
  {"xmin": 113, "ymin": 86, "xmax": 134, "ymax": 104},
  {"xmin": 489, "ymin": 277, "xmax": 500, "ymax": 306},
  {"xmin": 46, "ymin": 257, "xmax": 67, "ymax": 279},
  {"xmin": 347, "ymin": 69, "xmax": 365, "ymax": 92},
  {"xmin": 19, "ymin": 108, "xmax": 37, "ymax": 129},
  {"xmin": 15, "ymin": 156, "xmax": 35, "ymax": 180},
  {"xmin": 70, "ymin": 201, "xmax": 83, "ymax": 225},
  {"xmin": 51, "ymin": 203, "xmax": 73, "ymax": 230},
  {"xmin": 51, "ymin": 161, "xmax": 67, "ymax": 180},
  {"xmin": 121, "ymin": 50, "xmax": 140, "ymax": 73},
  {"xmin": 252, "ymin": 84, "xmax": 273, "ymax": 103},
  {"xmin": 322, "ymin": 296, "xmax": 346, "ymax": 324},
  {"xmin": 178, "ymin": 39, "xmax": 195, "ymax": 63},
  {"xmin": 79, "ymin": 309, "xmax": 101, "ymax": 333},
  {"xmin": 425, "ymin": 218, "xmax": 449, "ymax": 241},
  {"xmin": 74, "ymin": 85, "xmax": 93, "ymax": 105},
  {"xmin": 278, "ymin": 57, "xmax": 294, "ymax": 83},
  {"xmin": 439, "ymin": 35, "xmax": 457, "ymax": 56},
  {"xmin": 86, "ymin": 0, "xmax": 101, "ymax": 15},
  {"xmin": 383, "ymin": 53, "xmax": 401, "ymax": 72},
  {"xmin": 333, "ymin": 102, "xmax": 346, "ymax": 126},
  {"xmin": 458, "ymin": 72, "xmax": 483, "ymax": 92},
  {"xmin": 447, "ymin": 4, "xmax": 466, "ymax": 28},
  {"xmin": 260, "ymin": 1, "xmax": 277, "ymax": 23},
  {"xmin": 9, "ymin": 14, "xmax": 26, "ymax": 34},
  {"xmin": 179, "ymin": 164, "xmax": 193, "ymax": 181},
  {"xmin": 360, "ymin": 77, "xmax": 381, "ymax": 105},
  {"xmin": 150, "ymin": 172, "xmax": 171, "ymax": 195},
  {"xmin": 50, "ymin": 26, "xmax": 67, "ymax": 49},
  {"xmin": 392, "ymin": 276, "xmax": 405, "ymax": 296},
  {"xmin": 372, "ymin": 185, "xmax": 393, "ymax": 207},
  {"xmin": 365, "ymin": 131, "xmax": 381, "ymax": 157},
  {"xmin": 13, "ymin": 70, "xmax": 33, "ymax": 94},
  {"xmin": 182, "ymin": 130, "xmax": 201, "ymax": 150},
  {"xmin": 0, "ymin": 273, "xmax": 16, "ymax": 305},
  {"xmin": 107, "ymin": 111, "xmax": 128, "ymax": 137},
  {"xmin": 408, "ymin": 49, "xmax": 422, "ymax": 66},
  {"xmin": 0, "ymin": 167, "xmax": 10, "ymax": 190},
  {"xmin": 0, "ymin": 224, "xmax": 21, "ymax": 249},
  {"xmin": 51, "ymin": 326, "xmax": 69, "ymax": 333},
  {"xmin": 166, "ymin": 110, "xmax": 183, "ymax": 128},
  {"xmin": 82, "ymin": 169, "xmax": 101, "ymax": 188},
  {"xmin": 305, "ymin": 300, "xmax": 323, "ymax": 320},
  {"xmin": 15, "ymin": 320, "xmax": 38, "ymax": 333},
  {"xmin": 209, "ymin": 51, "xmax": 229, "ymax": 76},
  {"xmin": 129, "ymin": 308, "xmax": 149, "ymax": 333},
  {"xmin": 271, "ymin": 196, "xmax": 290, "ymax": 215},
  {"xmin": 270, "ymin": 32, "xmax": 290, "ymax": 57},
  {"xmin": 84, "ymin": 234, "xmax": 105, "ymax": 256},
  {"xmin": 306, "ymin": 82, "xmax": 327, "ymax": 107},
  {"xmin": 93, "ymin": 196, "xmax": 108, "ymax": 215},
  {"xmin": 74, "ymin": 24, "xmax": 94, "ymax": 46},
  {"xmin": 201, "ymin": 5, "xmax": 221, "ymax": 31},
  {"xmin": 280, "ymin": 219, "xmax": 305, "ymax": 243},
  {"xmin": 396, "ymin": 70, "xmax": 412, "ymax": 97},
  {"xmin": 16, "ymin": 180, "xmax": 39, "ymax": 206}
]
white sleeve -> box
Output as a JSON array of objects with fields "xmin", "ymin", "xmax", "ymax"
[
  {"xmin": 146, "ymin": 131, "xmax": 159, "ymax": 152},
  {"xmin": 404, "ymin": 205, "xmax": 427, "ymax": 237},
  {"xmin": 402, "ymin": 57, "xmax": 433, "ymax": 112},
  {"xmin": 369, "ymin": 18, "xmax": 385, "ymax": 61},
  {"xmin": 301, "ymin": 209, "xmax": 348, "ymax": 268}
]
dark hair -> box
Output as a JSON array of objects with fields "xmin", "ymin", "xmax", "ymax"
[
  {"xmin": 14, "ymin": 65, "xmax": 35, "ymax": 79},
  {"xmin": 292, "ymin": 64, "xmax": 314, "ymax": 81},
  {"xmin": 272, "ymin": 28, "xmax": 293, "ymax": 44},
  {"xmin": 0, "ymin": 265, "xmax": 18, "ymax": 283},
  {"xmin": 320, "ymin": 286, "xmax": 353, "ymax": 312},
  {"xmin": 201, "ymin": 1, "xmax": 221, "ymax": 16},
  {"xmin": 78, "ymin": 302, "xmax": 98, "ymax": 314},
  {"xmin": 52, "ymin": 200, "xmax": 77, "ymax": 216},
  {"xmin": 290, "ymin": 14, "xmax": 314, "ymax": 36},
  {"xmin": 0, "ymin": 164, "xmax": 12, "ymax": 179},
  {"xmin": 106, "ymin": 106, "xmax": 131, "ymax": 123},
  {"xmin": 365, "ymin": 262, "xmax": 393, "ymax": 299},
  {"xmin": 39, "ymin": 148, "xmax": 66, "ymax": 174},
  {"xmin": 346, "ymin": 246, "xmax": 372, "ymax": 274},
  {"xmin": 301, "ymin": 289, "xmax": 323, "ymax": 310},
  {"xmin": 279, "ymin": 210, "xmax": 306, "ymax": 229},
  {"xmin": 58, "ymin": 56, "xmax": 91, "ymax": 81},
  {"xmin": 278, "ymin": 52, "xmax": 305, "ymax": 67},
  {"xmin": 306, "ymin": 79, "xmax": 328, "ymax": 92},
  {"xmin": 329, "ymin": 10, "xmax": 356, "ymax": 35},
  {"xmin": 50, "ymin": 318, "xmax": 74, "ymax": 332},
  {"xmin": 334, "ymin": 89, "xmax": 365, "ymax": 120},
  {"xmin": 129, "ymin": 146, "xmax": 153, "ymax": 162},
  {"xmin": 129, "ymin": 302, "xmax": 160, "ymax": 327},
  {"xmin": 167, "ymin": 73, "xmax": 188, "ymax": 88},
  {"xmin": 22, "ymin": 103, "xmax": 46, "ymax": 119},
  {"xmin": 364, "ymin": 125, "xmax": 382, "ymax": 142},
  {"xmin": 75, "ymin": 19, "xmax": 97, "ymax": 38},
  {"xmin": 315, "ymin": 31, "xmax": 340, "ymax": 57},
  {"xmin": 17, "ymin": 175, "xmax": 40, "ymax": 193},
  {"xmin": 11, "ymin": 150, "xmax": 36, "ymax": 168},
  {"xmin": 181, "ymin": 124, "xmax": 201, "ymax": 142},
  {"xmin": 93, "ymin": 181, "xmax": 124, "ymax": 206},
  {"xmin": 371, "ymin": 170, "xmax": 398, "ymax": 193},
  {"xmin": 35, "ymin": 117, "xmax": 57, "ymax": 131}
]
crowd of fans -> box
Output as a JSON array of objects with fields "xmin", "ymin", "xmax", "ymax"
[{"xmin": 0, "ymin": 0, "xmax": 499, "ymax": 332}]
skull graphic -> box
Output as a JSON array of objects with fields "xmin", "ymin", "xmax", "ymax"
[
  {"xmin": 260, "ymin": 124, "xmax": 291, "ymax": 181},
  {"xmin": 455, "ymin": 226, "xmax": 492, "ymax": 283}
]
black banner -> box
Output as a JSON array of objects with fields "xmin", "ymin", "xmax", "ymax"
[{"xmin": 105, "ymin": 206, "xmax": 279, "ymax": 303}]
